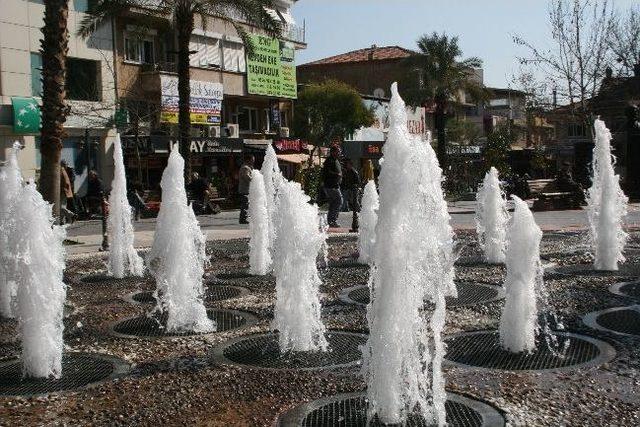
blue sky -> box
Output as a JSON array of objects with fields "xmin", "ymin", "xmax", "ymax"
[{"xmin": 291, "ymin": 0, "xmax": 637, "ymax": 88}]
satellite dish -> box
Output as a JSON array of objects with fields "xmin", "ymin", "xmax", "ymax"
[{"xmin": 373, "ymin": 88, "xmax": 385, "ymax": 98}]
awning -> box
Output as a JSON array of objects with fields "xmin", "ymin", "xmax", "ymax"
[
  {"xmin": 11, "ymin": 97, "xmax": 41, "ymax": 135},
  {"xmin": 277, "ymin": 153, "xmax": 321, "ymax": 167}
]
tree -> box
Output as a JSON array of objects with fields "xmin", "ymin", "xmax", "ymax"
[
  {"xmin": 445, "ymin": 118, "xmax": 482, "ymax": 145},
  {"xmin": 293, "ymin": 80, "xmax": 374, "ymax": 149},
  {"xmin": 401, "ymin": 32, "xmax": 488, "ymax": 168},
  {"xmin": 608, "ymin": 5, "xmax": 640, "ymax": 77},
  {"xmin": 79, "ymin": 0, "xmax": 282, "ymax": 181},
  {"xmin": 514, "ymin": 0, "xmax": 614, "ymax": 137},
  {"xmin": 483, "ymin": 123, "xmax": 517, "ymax": 175},
  {"xmin": 39, "ymin": 0, "xmax": 70, "ymax": 219}
]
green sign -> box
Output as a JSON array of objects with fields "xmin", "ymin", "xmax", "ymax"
[
  {"xmin": 114, "ymin": 108, "xmax": 129, "ymax": 128},
  {"xmin": 12, "ymin": 97, "xmax": 41, "ymax": 134},
  {"xmin": 246, "ymin": 35, "xmax": 297, "ymax": 99}
]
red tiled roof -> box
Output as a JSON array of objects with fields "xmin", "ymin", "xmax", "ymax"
[{"xmin": 300, "ymin": 45, "xmax": 414, "ymax": 66}]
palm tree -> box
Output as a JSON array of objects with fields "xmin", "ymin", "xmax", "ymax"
[
  {"xmin": 401, "ymin": 33, "xmax": 488, "ymax": 168},
  {"xmin": 40, "ymin": 0, "xmax": 70, "ymax": 218},
  {"xmin": 79, "ymin": 0, "xmax": 282, "ymax": 180}
]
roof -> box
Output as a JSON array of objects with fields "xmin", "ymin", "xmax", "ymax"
[{"xmin": 300, "ymin": 45, "xmax": 414, "ymax": 67}]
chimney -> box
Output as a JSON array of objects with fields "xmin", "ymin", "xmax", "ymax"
[
  {"xmin": 605, "ymin": 66, "xmax": 613, "ymax": 79},
  {"xmin": 368, "ymin": 44, "xmax": 377, "ymax": 61}
]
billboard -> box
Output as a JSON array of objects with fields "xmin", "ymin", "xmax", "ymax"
[
  {"xmin": 246, "ymin": 34, "xmax": 297, "ymax": 99},
  {"xmin": 160, "ymin": 76, "xmax": 223, "ymax": 125}
]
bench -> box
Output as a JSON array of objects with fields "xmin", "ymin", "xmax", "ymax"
[{"xmin": 528, "ymin": 179, "xmax": 578, "ymax": 211}]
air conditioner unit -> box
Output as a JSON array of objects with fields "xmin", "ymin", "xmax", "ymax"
[
  {"xmin": 209, "ymin": 126, "xmax": 221, "ymax": 137},
  {"xmin": 225, "ymin": 124, "xmax": 240, "ymax": 138},
  {"xmin": 279, "ymin": 127, "xmax": 290, "ymax": 137}
]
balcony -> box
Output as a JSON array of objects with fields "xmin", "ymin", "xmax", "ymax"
[{"xmin": 283, "ymin": 22, "xmax": 305, "ymax": 44}]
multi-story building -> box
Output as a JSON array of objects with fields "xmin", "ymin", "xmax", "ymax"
[{"xmin": 0, "ymin": 0, "xmax": 117, "ymax": 193}]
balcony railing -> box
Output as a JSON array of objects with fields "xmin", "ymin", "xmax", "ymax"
[
  {"xmin": 141, "ymin": 62, "xmax": 177, "ymax": 74},
  {"xmin": 283, "ymin": 22, "xmax": 305, "ymax": 44}
]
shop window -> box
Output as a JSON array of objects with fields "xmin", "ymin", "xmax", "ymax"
[
  {"xmin": 238, "ymin": 107, "xmax": 258, "ymax": 132},
  {"xmin": 125, "ymin": 35, "xmax": 155, "ymax": 64},
  {"xmin": 67, "ymin": 58, "xmax": 101, "ymax": 101},
  {"xmin": 190, "ymin": 36, "xmax": 221, "ymax": 68},
  {"xmin": 223, "ymin": 41, "xmax": 246, "ymax": 73},
  {"xmin": 30, "ymin": 53, "xmax": 43, "ymax": 97}
]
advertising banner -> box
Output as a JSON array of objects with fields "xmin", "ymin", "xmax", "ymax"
[
  {"xmin": 246, "ymin": 34, "xmax": 297, "ymax": 99},
  {"xmin": 160, "ymin": 76, "xmax": 223, "ymax": 125}
]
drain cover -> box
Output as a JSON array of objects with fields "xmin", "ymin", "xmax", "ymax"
[
  {"xmin": 74, "ymin": 272, "xmax": 150, "ymax": 286},
  {"xmin": 212, "ymin": 331, "xmax": 367, "ymax": 370},
  {"xmin": 609, "ymin": 281, "xmax": 640, "ymax": 300},
  {"xmin": 547, "ymin": 263, "xmax": 640, "ymax": 278},
  {"xmin": 583, "ymin": 306, "xmax": 640, "ymax": 337},
  {"xmin": 277, "ymin": 391, "xmax": 505, "ymax": 427},
  {"xmin": 455, "ymin": 256, "xmax": 504, "ymax": 267},
  {"xmin": 214, "ymin": 271, "xmax": 273, "ymax": 281},
  {"xmin": 327, "ymin": 259, "xmax": 369, "ymax": 270},
  {"xmin": 125, "ymin": 285, "xmax": 249, "ymax": 305},
  {"xmin": 111, "ymin": 309, "xmax": 257, "ymax": 339},
  {"xmin": 0, "ymin": 352, "xmax": 129, "ymax": 396},
  {"xmin": 340, "ymin": 282, "xmax": 504, "ymax": 308},
  {"xmin": 444, "ymin": 331, "xmax": 615, "ymax": 371}
]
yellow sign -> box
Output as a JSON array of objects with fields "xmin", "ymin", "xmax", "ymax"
[{"xmin": 160, "ymin": 111, "xmax": 217, "ymax": 125}]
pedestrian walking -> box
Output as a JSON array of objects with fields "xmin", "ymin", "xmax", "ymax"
[
  {"xmin": 343, "ymin": 158, "xmax": 361, "ymax": 232},
  {"xmin": 86, "ymin": 170, "xmax": 104, "ymax": 217},
  {"xmin": 238, "ymin": 155, "xmax": 254, "ymax": 224},
  {"xmin": 60, "ymin": 161, "xmax": 76, "ymax": 223},
  {"xmin": 322, "ymin": 145, "xmax": 343, "ymax": 228}
]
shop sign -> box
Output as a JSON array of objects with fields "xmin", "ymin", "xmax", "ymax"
[
  {"xmin": 246, "ymin": 34, "xmax": 297, "ymax": 99},
  {"xmin": 160, "ymin": 77, "xmax": 223, "ymax": 125},
  {"xmin": 273, "ymin": 138, "xmax": 307, "ymax": 154},
  {"xmin": 362, "ymin": 141, "xmax": 384, "ymax": 158},
  {"xmin": 11, "ymin": 97, "xmax": 41, "ymax": 134},
  {"xmin": 166, "ymin": 137, "xmax": 244, "ymax": 154}
]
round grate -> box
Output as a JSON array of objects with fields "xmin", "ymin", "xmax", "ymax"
[
  {"xmin": 75, "ymin": 272, "xmax": 150, "ymax": 286},
  {"xmin": 583, "ymin": 306, "xmax": 640, "ymax": 337},
  {"xmin": 277, "ymin": 391, "xmax": 505, "ymax": 427},
  {"xmin": 125, "ymin": 285, "xmax": 248, "ymax": 306},
  {"xmin": 455, "ymin": 255, "xmax": 504, "ymax": 267},
  {"xmin": 546, "ymin": 263, "xmax": 640, "ymax": 278},
  {"xmin": 214, "ymin": 271, "xmax": 272, "ymax": 281},
  {"xmin": 110, "ymin": 309, "xmax": 257, "ymax": 339},
  {"xmin": 444, "ymin": 331, "xmax": 615, "ymax": 372},
  {"xmin": 340, "ymin": 282, "xmax": 504, "ymax": 308},
  {"xmin": 609, "ymin": 281, "xmax": 640, "ymax": 300},
  {"xmin": 0, "ymin": 352, "xmax": 129, "ymax": 396},
  {"xmin": 327, "ymin": 259, "xmax": 369, "ymax": 270},
  {"xmin": 212, "ymin": 331, "xmax": 367, "ymax": 371}
]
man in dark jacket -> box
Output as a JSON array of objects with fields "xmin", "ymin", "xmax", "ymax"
[
  {"xmin": 322, "ymin": 145, "xmax": 343, "ymax": 228},
  {"xmin": 238, "ymin": 155, "xmax": 254, "ymax": 224},
  {"xmin": 343, "ymin": 158, "xmax": 361, "ymax": 232},
  {"xmin": 86, "ymin": 170, "xmax": 104, "ymax": 216}
]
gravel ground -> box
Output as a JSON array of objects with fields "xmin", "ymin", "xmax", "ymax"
[{"xmin": 1, "ymin": 231, "xmax": 640, "ymax": 426}]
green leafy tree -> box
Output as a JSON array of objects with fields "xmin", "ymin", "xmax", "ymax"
[
  {"xmin": 79, "ymin": 0, "xmax": 282, "ymax": 180},
  {"xmin": 401, "ymin": 32, "xmax": 488, "ymax": 168},
  {"xmin": 445, "ymin": 118, "xmax": 482, "ymax": 145},
  {"xmin": 483, "ymin": 123, "xmax": 517, "ymax": 175}
]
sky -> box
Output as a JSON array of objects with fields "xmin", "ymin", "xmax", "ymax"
[{"xmin": 291, "ymin": 0, "xmax": 637, "ymax": 89}]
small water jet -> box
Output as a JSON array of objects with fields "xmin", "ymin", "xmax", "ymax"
[
  {"xmin": 146, "ymin": 147, "xmax": 214, "ymax": 333},
  {"xmin": 357, "ymin": 180, "xmax": 378, "ymax": 265},
  {"xmin": 499, "ymin": 196, "xmax": 542, "ymax": 353},
  {"xmin": 475, "ymin": 167, "xmax": 508, "ymax": 264},
  {"xmin": 248, "ymin": 170, "xmax": 271, "ymax": 275},
  {"xmin": 107, "ymin": 134, "xmax": 144, "ymax": 278},
  {"xmin": 0, "ymin": 142, "xmax": 23, "ymax": 318},
  {"xmin": 362, "ymin": 83, "xmax": 452, "ymax": 425},
  {"xmin": 12, "ymin": 182, "xmax": 66, "ymax": 378},
  {"xmin": 586, "ymin": 119, "xmax": 628, "ymax": 270},
  {"xmin": 260, "ymin": 144, "xmax": 284, "ymax": 259},
  {"xmin": 272, "ymin": 180, "xmax": 327, "ymax": 352}
]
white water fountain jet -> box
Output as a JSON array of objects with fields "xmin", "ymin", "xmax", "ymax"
[
  {"xmin": 248, "ymin": 170, "xmax": 271, "ymax": 275},
  {"xmin": 146, "ymin": 147, "xmax": 214, "ymax": 333},
  {"xmin": 272, "ymin": 180, "xmax": 327, "ymax": 352},
  {"xmin": 260, "ymin": 144, "xmax": 283, "ymax": 261},
  {"xmin": 107, "ymin": 134, "xmax": 144, "ymax": 278},
  {"xmin": 0, "ymin": 142, "xmax": 23, "ymax": 318},
  {"xmin": 475, "ymin": 167, "xmax": 509, "ymax": 264},
  {"xmin": 362, "ymin": 83, "xmax": 452, "ymax": 425},
  {"xmin": 12, "ymin": 182, "xmax": 66, "ymax": 378},
  {"xmin": 586, "ymin": 119, "xmax": 628, "ymax": 270},
  {"xmin": 499, "ymin": 196, "xmax": 542, "ymax": 353},
  {"xmin": 357, "ymin": 180, "xmax": 379, "ymax": 265}
]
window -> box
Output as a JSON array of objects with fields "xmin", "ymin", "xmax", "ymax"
[
  {"xmin": 223, "ymin": 41, "xmax": 246, "ymax": 73},
  {"xmin": 30, "ymin": 53, "xmax": 43, "ymax": 97},
  {"xmin": 237, "ymin": 107, "xmax": 258, "ymax": 131},
  {"xmin": 73, "ymin": 0, "xmax": 97, "ymax": 12},
  {"xmin": 124, "ymin": 35, "xmax": 155, "ymax": 64},
  {"xmin": 189, "ymin": 36, "xmax": 221, "ymax": 68},
  {"xmin": 568, "ymin": 123, "xmax": 587, "ymax": 138},
  {"xmin": 67, "ymin": 58, "xmax": 101, "ymax": 101}
]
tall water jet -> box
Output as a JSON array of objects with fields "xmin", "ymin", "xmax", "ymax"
[
  {"xmin": 146, "ymin": 147, "xmax": 214, "ymax": 333},
  {"xmin": 499, "ymin": 196, "xmax": 542, "ymax": 353},
  {"xmin": 272, "ymin": 180, "xmax": 327, "ymax": 352},
  {"xmin": 260, "ymin": 144, "xmax": 283, "ymax": 259},
  {"xmin": 107, "ymin": 134, "xmax": 144, "ymax": 278},
  {"xmin": 248, "ymin": 170, "xmax": 271, "ymax": 275},
  {"xmin": 12, "ymin": 182, "xmax": 66, "ymax": 378},
  {"xmin": 475, "ymin": 167, "xmax": 509, "ymax": 263},
  {"xmin": 358, "ymin": 180, "xmax": 379, "ymax": 264},
  {"xmin": 363, "ymin": 83, "xmax": 452, "ymax": 425},
  {"xmin": 0, "ymin": 142, "xmax": 23, "ymax": 318},
  {"xmin": 587, "ymin": 119, "xmax": 628, "ymax": 270}
]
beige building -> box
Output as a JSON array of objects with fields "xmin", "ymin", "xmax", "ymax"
[{"xmin": 0, "ymin": 0, "xmax": 117, "ymax": 193}]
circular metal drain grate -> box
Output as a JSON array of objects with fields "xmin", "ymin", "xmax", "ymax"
[
  {"xmin": 277, "ymin": 391, "xmax": 505, "ymax": 427},
  {"xmin": 111, "ymin": 309, "xmax": 257, "ymax": 339},
  {"xmin": 340, "ymin": 282, "xmax": 504, "ymax": 308},
  {"xmin": 546, "ymin": 263, "xmax": 640, "ymax": 278},
  {"xmin": 75, "ymin": 272, "xmax": 150, "ymax": 286},
  {"xmin": 214, "ymin": 271, "xmax": 272, "ymax": 281},
  {"xmin": 0, "ymin": 352, "xmax": 129, "ymax": 396},
  {"xmin": 327, "ymin": 259, "xmax": 369, "ymax": 270},
  {"xmin": 125, "ymin": 285, "xmax": 249, "ymax": 305},
  {"xmin": 212, "ymin": 331, "xmax": 367, "ymax": 370},
  {"xmin": 583, "ymin": 306, "xmax": 640, "ymax": 337},
  {"xmin": 609, "ymin": 281, "xmax": 640, "ymax": 300},
  {"xmin": 455, "ymin": 255, "xmax": 504, "ymax": 267},
  {"xmin": 444, "ymin": 331, "xmax": 615, "ymax": 371}
]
